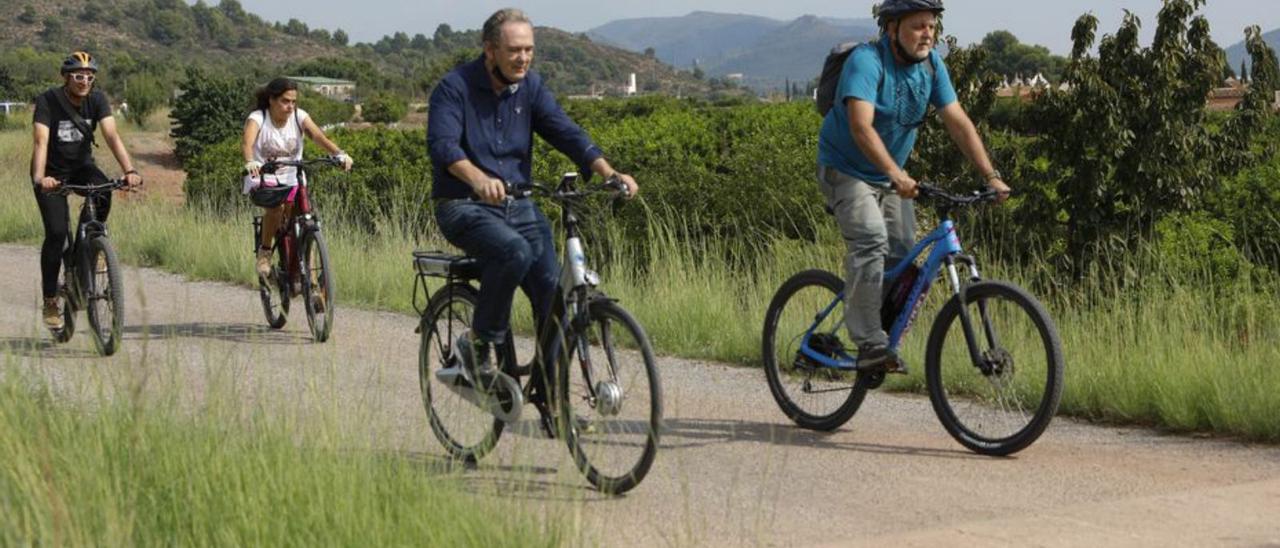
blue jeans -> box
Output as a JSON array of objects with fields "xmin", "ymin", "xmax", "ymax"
[{"xmin": 434, "ymin": 198, "xmax": 560, "ymax": 343}]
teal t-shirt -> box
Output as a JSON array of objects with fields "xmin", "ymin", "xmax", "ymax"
[{"xmin": 817, "ymin": 35, "xmax": 957, "ymax": 186}]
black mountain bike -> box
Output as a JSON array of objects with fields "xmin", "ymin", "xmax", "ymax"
[
  {"xmin": 252, "ymin": 157, "xmax": 340, "ymax": 342},
  {"xmin": 413, "ymin": 173, "xmax": 662, "ymax": 494},
  {"xmin": 47, "ymin": 179, "xmax": 129, "ymax": 356}
]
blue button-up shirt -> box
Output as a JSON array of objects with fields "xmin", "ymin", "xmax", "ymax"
[{"xmin": 427, "ymin": 57, "xmax": 604, "ymax": 199}]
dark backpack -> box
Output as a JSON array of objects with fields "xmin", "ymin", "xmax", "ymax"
[{"xmin": 815, "ymin": 41, "xmax": 936, "ymax": 117}]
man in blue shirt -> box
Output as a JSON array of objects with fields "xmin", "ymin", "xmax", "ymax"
[
  {"xmin": 427, "ymin": 9, "xmax": 638, "ymax": 384},
  {"xmin": 817, "ymin": 0, "xmax": 1009, "ymax": 371}
]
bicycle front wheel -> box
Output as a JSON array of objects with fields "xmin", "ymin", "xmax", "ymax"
[
  {"xmin": 557, "ymin": 298, "xmax": 661, "ymax": 495},
  {"xmin": 258, "ymin": 244, "xmax": 289, "ymax": 329},
  {"xmin": 50, "ymin": 267, "xmax": 76, "ymax": 344},
  {"xmin": 301, "ymin": 231, "xmax": 335, "ymax": 342},
  {"xmin": 85, "ymin": 236, "xmax": 124, "ymax": 356},
  {"xmin": 419, "ymin": 283, "xmax": 503, "ymax": 462},
  {"xmin": 762, "ymin": 270, "xmax": 870, "ymax": 431},
  {"xmin": 925, "ymin": 280, "xmax": 1064, "ymax": 456}
]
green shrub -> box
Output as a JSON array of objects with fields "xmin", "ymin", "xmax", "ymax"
[
  {"xmin": 299, "ymin": 88, "xmax": 354, "ymax": 126},
  {"xmin": 123, "ymin": 73, "xmax": 168, "ymax": 128},
  {"xmin": 170, "ymin": 68, "xmax": 252, "ymax": 162},
  {"xmin": 360, "ymin": 93, "xmax": 407, "ymax": 124}
]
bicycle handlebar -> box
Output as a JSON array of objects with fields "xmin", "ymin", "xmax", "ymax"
[
  {"xmin": 49, "ymin": 178, "xmax": 129, "ymax": 196},
  {"xmin": 260, "ymin": 156, "xmax": 345, "ymax": 174},
  {"xmin": 510, "ymin": 174, "xmax": 630, "ymax": 202},
  {"xmin": 917, "ymin": 182, "xmax": 1011, "ymax": 206}
]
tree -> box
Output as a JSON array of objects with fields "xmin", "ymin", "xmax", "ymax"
[
  {"xmin": 410, "ymin": 33, "xmax": 431, "ymax": 50},
  {"xmin": 124, "ymin": 74, "xmax": 168, "ymax": 128},
  {"xmin": 433, "ymin": 24, "xmax": 454, "ymax": 44},
  {"xmin": 218, "ymin": 0, "xmax": 248, "ymax": 24},
  {"xmin": 40, "ymin": 17, "xmax": 66, "ymax": 43},
  {"xmin": 18, "ymin": 6, "xmax": 38, "ymax": 24},
  {"xmin": 170, "ymin": 68, "xmax": 252, "ymax": 162},
  {"xmin": 285, "ymin": 18, "xmax": 309, "ymax": 37},
  {"xmin": 1026, "ymin": 0, "xmax": 1275, "ymax": 275},
  {"xmin": 148, "ymin": 10, "xmax": 196, "ymax": 46},
  {"xmin": 333, "ymin": 29, "xmax": 349, "ymax": 46},
  {"xmin": 360, "ymin": 93, "xmax": 407, "ymax": 124},
  {"xmin": 980, "ymin": 30, "xmax": 1068, "ymax": 82},
  {"xmin": 644, "ymin": 47, "xmax": 656, "ymax": 59},
  {"xmin": 0, "ymin": 67, "xmax": 15, "ymax": 99}
]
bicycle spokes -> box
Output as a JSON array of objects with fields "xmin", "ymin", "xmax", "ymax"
[{"xmin": 926, "ymin": 282, "xmax": 1063, "ymax": 455}]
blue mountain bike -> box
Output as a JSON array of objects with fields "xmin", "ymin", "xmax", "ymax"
[{"xmin": 762, "ymin": 183, "xmax": 1063, "ymax": 456}]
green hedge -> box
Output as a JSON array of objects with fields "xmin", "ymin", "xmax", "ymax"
[{"xmin": 183, "ymin": 95, "xmax": 1279, "ymax": 278}]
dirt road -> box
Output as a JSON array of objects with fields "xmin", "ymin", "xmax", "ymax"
[{"xmin": 2, "ymin": 243, "xmax": 1278, "ymax": 546}]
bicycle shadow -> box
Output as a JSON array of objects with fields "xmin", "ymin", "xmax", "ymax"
[
  {"xmin": 661, "ymin": 418, "xmax": 987, "ymax": 461},
  {"xmin": 389, "ymin": 450, "xmax": 604, "ymax": 501},
  {"xmin": 0, "ymin": 335, "xmax": 100, "ymax": 359},
  {"xmin": 123, "ymin": 323, "xmax": 312, "ymax": 345}
]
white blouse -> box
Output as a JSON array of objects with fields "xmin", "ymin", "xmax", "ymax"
[{"xmin": 242, "ymin": 108, "xmax": 310, "ymax": 193}]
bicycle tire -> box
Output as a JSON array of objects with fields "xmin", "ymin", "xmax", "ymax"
[
  {"xmin": 258, "ymin": 244, "xmax": 289, "ymax": 329},
  {"xmin": 925, "ymin": 280, "xmax": 1064, "ymax": 456},
  {"xmin": 762, "ymin": 269, "xmax": 871, "ymax": 431},
  {"xmin": 419, "ymin": 283, "xmax": 503, "ymax": 462},
  {"xmin": 84, "ymin": 237, "xmax": 124, "ymax": 356},
  {"xmin": 301, "ymin": 231, "xmax": 335, "ymax": 342},
  {"xmin": 556, "ymin": 297, "xmax": 662, "ymax": 495}
]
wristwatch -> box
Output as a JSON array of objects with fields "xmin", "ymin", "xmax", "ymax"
[{"xmin": 985, "ymin": 169, "xmax": 1004, "ymax": 182}]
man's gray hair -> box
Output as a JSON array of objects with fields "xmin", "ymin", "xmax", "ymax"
[{"xmin": 482, "ymin": 8, "xmax": 532, "ymax": 45}]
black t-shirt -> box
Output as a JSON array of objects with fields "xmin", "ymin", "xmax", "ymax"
[{"xmin": 32, "ymin": 87, "xmax": 113, "ymax": 174}]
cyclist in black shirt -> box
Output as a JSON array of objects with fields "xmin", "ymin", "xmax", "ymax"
[{"xmin": 30, "ymin": 51, "xmax": 143, "ymax": 329}]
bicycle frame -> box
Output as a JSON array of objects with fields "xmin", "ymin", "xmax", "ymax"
[
  {"xmin": 257, "ymin": 170, "xmax": 319, "ymax": 286},
  {"xmin": 799, "ymin": 217, "xmax": 978, "ymax": 371},
  {"xmin": 62, "ymin": 188, "xmax": 114, "ymax": 307}
]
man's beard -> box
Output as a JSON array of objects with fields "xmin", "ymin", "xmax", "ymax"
[{"xmin": 894, "ymin": 35, "xmax": 930, "ymax": 65}]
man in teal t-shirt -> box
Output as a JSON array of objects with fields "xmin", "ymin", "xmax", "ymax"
[{"xmin": 816, "ymin": 0, "xmax": 1010, "ymax": 371}]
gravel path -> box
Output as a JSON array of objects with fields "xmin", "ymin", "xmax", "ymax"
[{"xmin": 2, "ymin": 243, "xmax": 1278, "ymax": 547}]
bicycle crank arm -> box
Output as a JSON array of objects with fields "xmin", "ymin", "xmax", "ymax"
[{"xmin": 435, "ymin": 368, "xmax": 525, "ymax": 423}]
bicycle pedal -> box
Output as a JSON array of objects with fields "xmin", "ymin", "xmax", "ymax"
[{"xmin": 885, "ymin": 358, "xmax": 910, "ymax": 375}]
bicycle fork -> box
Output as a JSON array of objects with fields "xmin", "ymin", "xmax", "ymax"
[{"xmin": 945, "ymin": 254, "xmax": 1001, "ymax": 373}]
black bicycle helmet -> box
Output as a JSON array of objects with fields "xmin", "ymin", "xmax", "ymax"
[
  {"xmin": 875, "ymin": 0, "xmax": 944, "ymax": 26},
  {"xmin": 60, "ymin": 51, "xmax": 99, "ymax": 74}
]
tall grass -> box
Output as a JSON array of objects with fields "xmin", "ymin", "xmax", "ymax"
[
  {"xmin": 2, "ymin": 127, "xmax": 1277, "ymax": 442},
  {"xmin": 0, "ymin": 357, "xmax": 562, "ymax": 546}
]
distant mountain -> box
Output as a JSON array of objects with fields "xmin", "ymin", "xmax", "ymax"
[
  {"xmin": 588, "ymin": 11, "xmax": 879, "ymax": 91},
  {"xmin": 1225, "ymin": 28, "xmax": 1280, "ymax": 75}
]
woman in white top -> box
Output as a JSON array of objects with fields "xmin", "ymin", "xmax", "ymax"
[{"xmin": 242, "ymin": 77, "xmax": 352, "ymax": 278}]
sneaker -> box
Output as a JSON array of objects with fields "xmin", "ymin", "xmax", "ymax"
[
  {"xmin": 454, "ymin": 331, "xmax": 498, "ymax": 383},
  {"xmin": 857, "ymin": 343, "xmax": 907, "ymax": 374},
  {"xmin": 43, "ymin": 297, "xmax": 63, "ymax": 329},
  {"xmin": 310, "ymin": 292, "xmax": 326, "ymax": 314},
  {"xmin": 255, "ymin": 247, "xmax": 272, "ymax": 279}
]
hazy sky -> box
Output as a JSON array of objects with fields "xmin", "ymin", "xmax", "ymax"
[{"xmin": 233, "ymin": 0, "xmax": 1279, "ymax": 54}]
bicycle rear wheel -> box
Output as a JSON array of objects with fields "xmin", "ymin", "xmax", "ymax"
[
  {"xmin": 85, "ymin": 236, "xmax": 124, "ymax": 356},
  {"xmin": 301, "ymin": 231, "xmax": 335, "ymax": 342},
  {"xmin": 762, "ymin": 270, "xmax": 871, "ymax": 431},
  {"xmin": 925, "ymin": 280, "xmax": 1064, "ymax": 456},
  {"xmin": 259, "ymin": 244, "xmax": 289, "ymax": 329},
  {"xmin": 419, "ymin": 283, "xmax": 503, "ymax": 462},
  {"xmin": 557, "ymin": 297, "xmax": 661, "ymax": 495}
]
